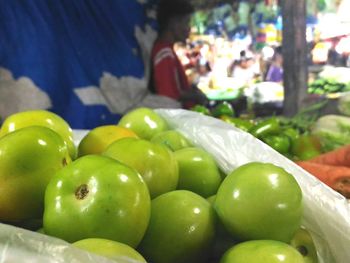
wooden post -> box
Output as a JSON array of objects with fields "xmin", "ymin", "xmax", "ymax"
[{"xmin": 281, "ymin": 0, "xmax": 308, "ymax": 116}]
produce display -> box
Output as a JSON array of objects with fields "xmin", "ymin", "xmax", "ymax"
[
  {"xmin": 308, "ymin": 78, "xmax": 350, "ymax": 95},
  {"xmin": 43, "ymin": 155, "xmax": 151, "ymax": 247},
  {"xmin": 310, "ymin": 114, "xmax": 350, "ymax": 153},
  {"xmin": 308, "ymin": 67, "xmax": 350, "ymax": 96},
  {"xmin": 190, "ymin": 101, "xmax": 350, "ymax": 199},
  {"xmin": 220, "ymin": 240, "xmax": 305, "ymax": 263},
  {"xmin": 103, "ymin": 137, "xmax": 179, "ymax": 199},
  {"xmin": 0, "ymin": 107, "xmax": 347, "ymax": 262},
  {"xmin": 191, "ymin": 101, "xmax": 326, "ymax": 161},
  {"xmin": 0, "ymin": 110, "xmax": 77, "ymax": 159}
]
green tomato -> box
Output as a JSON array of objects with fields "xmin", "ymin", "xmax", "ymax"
[
  {"xmin": 212, "ymin": 101, "xmax": 235, "ymax": 118},
  {"xmin": 249, "ymin": 117, "xmax": 280, "ymax": 138},
  {"xmin": 220, "ymin": 240, "xmax": 305, "ymax": 263},
  {"xmin": 43, "ymin": 155, "xmax": 151, "ymax": 247},
  {"xmin": 207, "ymin": 195, "xmax": 239, "ymax": 262},
  {"xmin": 138, "ymin": 190, "xmax": 216, "ymax": 263},
  {"xmin": 290, "ymin": 228, "xmax": 319, "ymax": 263},
  {"xmin": 190, "ymin": 104, "xmax": 211, "ymax": 116},
  {"xmin": 220, "ymin": 116, "xmax": 254, "ymax": 132},
  {"xmin": 0, "ymin": 110, "xmax": 77, "ymax": 159},
  {"xmin": 263, "ymin": 134, "xmax": 291, "ymax": 154},
  {"xmin": 72, "ymin": 238, "xmax": 146, "ymax": 262},
  {"xmin": 174, "ymin": 147, "xmax": 222, "ymax": 197},
  {"xmin": 77, "ymin": 125, "xmax": 138, "ymax": 157},
  {"xmin": 215, "ymin": 162, "xmax": 303, "ymax": 243},
  {"xmin": 118, "ymin": 107, "xmax": 168, "ymax": 140},
  {"xmin": 151, "ymin": 130, "xmax": 192, "ymax": 151},
  {"xmin": 0, "ymin": 126, "xmax": 71, "ymax": 222},
  {"xmin": 283, "ymin": 128, "xmax": 299, "ymax": 142},
  {"xmin": 103, "ymin": 137, "xmax": 178, "ymax": 199}
]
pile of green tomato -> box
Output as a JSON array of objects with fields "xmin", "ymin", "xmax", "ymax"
[{"xmin": 191, "ymin": 102, "xmax": 322, "ymax": 161}]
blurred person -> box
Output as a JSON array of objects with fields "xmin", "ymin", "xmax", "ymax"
[
  {"xmin": 230, "ymin": 50, "xmax": 260, "ymax": 85},
  {"xmin": 265, "ymin": 46, "xmax": 283, "ymax": 83},
  {"xmin": 148, "ymin": 0, "xmax": 208, "ymax": 108}
]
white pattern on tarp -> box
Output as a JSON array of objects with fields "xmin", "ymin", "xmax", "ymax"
[
  {"xmin": 73, "ymin": 25, "xmax": 181, "ymax": 114},
  {"xmin": 74, "ymin": 72, "xmax": 181, "ymax": 115},
  {"xmin": 73, "ymin": 86, "xmax": 109, "ymax": 107},
  {"xmin": 0, "ymin": 67, "xmax": 52, "ymax": 120}
]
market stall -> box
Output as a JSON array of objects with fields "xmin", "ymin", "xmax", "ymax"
[{"xmin": 1, "ymin": 1, "xmax": 350, "ymax": 263}]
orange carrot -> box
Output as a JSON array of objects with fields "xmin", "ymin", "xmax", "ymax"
[
  {"xmin": 308, "ymin": 144, "xmax": 350, "ymax": 167},
  {"xmin": 296, "ymin": 161, "xmax": 350, "ymax": 198}
]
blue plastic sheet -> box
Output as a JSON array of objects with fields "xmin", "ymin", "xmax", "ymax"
[{"xmin": 0, "ymin": 0, "xmax": 157, "ymax": 129}]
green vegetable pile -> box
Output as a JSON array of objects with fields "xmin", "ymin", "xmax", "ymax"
[
  {"xmin": 308, "ymin": 78, "xmax": 350, "ymax": 95},
  {"xmin": 308, "ymin": 67, "xmax": 350, "ymax": 95},
  {"xmin": 191, "ymin": 100, "xmax": 331, "ymax": 160}
]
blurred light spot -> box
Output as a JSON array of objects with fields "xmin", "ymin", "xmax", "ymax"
[
  {"xmin": 277, "ymin": 203, "xmax": 287, "ymax": 209},
  {"xmin": 276, "ymin": 254, "xmax": 286, "ymax": 261},
  {"xmin": 120, "ymin": 174, "xmax": 129, "ymax": 183},
  {"xmin": 233, "ymin": 190, "xmax": 240, "ymax": 199},
  {"xmin": 8, "ymin": 123, "xmax": 15, "ymax": 132},
  {"xmin": 268, "ymin": 173, "xmax": 279, "ymax": 188},
  {"xmin": 144, "ymin": 116, "xmax": 157, "ymax": 129},
  {"xmin": 90, "ymin": 177, "xmax": 98, "ymax": 193},
  {"xmin": 46, "ymin": 119, "xmax": 54, "ymax": 125},
  {"xmin": 189, "ymin": 226, "xmax": 196, "ymax": 233},
  {"xmin": 38, "ymin": 139, "xmax": 47, "ymax": 146}
]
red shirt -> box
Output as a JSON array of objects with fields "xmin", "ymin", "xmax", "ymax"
[{"xmin": 151, "ymin": 40, "xmax": 191, "ymax": 104}]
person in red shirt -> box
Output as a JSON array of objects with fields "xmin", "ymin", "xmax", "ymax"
[{"xmin": 149, "ymin": 0, "xmax": 208, "ymax": 108}]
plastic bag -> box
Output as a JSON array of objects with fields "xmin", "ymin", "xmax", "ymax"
[
  {"xmin": 156, "ymin": 109, "xmax": 350, "ymax": 263},
  {"xmin": 1, "ymin": 109, "xmax": 350, "ymax": 262},
  {"xmin": 0, "ymin": 223, "xmax": 141, "ymax": 263}
]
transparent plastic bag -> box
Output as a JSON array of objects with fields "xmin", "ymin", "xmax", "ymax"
[
  {"xmin": 156, "ymin": 109, "xmax": 350, "ymax": 263},
  {"xmin": 0, "ymin": 223, "xmax": 141, "ymax": 263}
]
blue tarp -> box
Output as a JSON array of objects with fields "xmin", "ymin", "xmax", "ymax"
[{"xmin": 0, "ymin": 0, "xmax": 157, "ymax": 129}]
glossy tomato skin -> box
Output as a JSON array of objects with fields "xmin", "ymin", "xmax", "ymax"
[
  {"xmin": 103, "ymin": 137, "xmax": 179, "ymax": 199},
  {"xmin": 151, "ymin": 130, "xmax": 192, "ymax": 152},
  {"xmin": 263, "ymin": 134, "xmax": 291, "ymax": 154},
  {"xmin": 0, "ymin": 110, "xmax": 77, "ymax": 159},
  {"xmin": 190, "ymin": 105, "xmax": 211, "ymax": 116},
  {"xmin": 72, "ymin": 238, "xmax": 147, "ymax": 262},
  {"xmin": 220, "ymin": 116, "xmax": 254, "ymax": 132},
  {"xmin": 212, "ymin": 101, "xmax": 235, "ymax": 118},
  {"xmin": 78, "ymin": 125, "xmax": 138, "ymax": 157},
  {"xmin": 290, "ymin": 228, "xmax": 319, "ymax": 263},
  {"xmin": 118, "ymin": 107, "xmax": 168, "ymax": 140},
  {"xmin": 220, "ymin": 240, "xmax": 305, "ymax": 263},
  {"xmin": 249, "ymin": 117, "xmax": 280, "ymax": 138},
  {"xmin": 0, "ymin": 126, "xmax": 71, "ymax": 222},
  {"xmin": 43, "ymin": 155, "xmax": 151, "ymax": 248},
  {"xmin": 138, "ymin": 190, "xmax": 216, "ymax": 263},
  {"xmin": 174, "ymin": 147, "xmax": 222, "ymax": 198},
  {"xmin": 215, "ymin": 162, "xmax": 303, "ymax": 243}
]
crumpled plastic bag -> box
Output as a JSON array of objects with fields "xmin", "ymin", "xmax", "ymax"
[
  {"xmin": 1, "ymin": 109, "xmax": 350, "ymax": 263},
  {"xmin": 0, "ymin": 223, "xmax": 142, "ymax": 263},
  {"xmin": 156, "ymin": 109, "xmax": 350, "ymax": 263}
]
